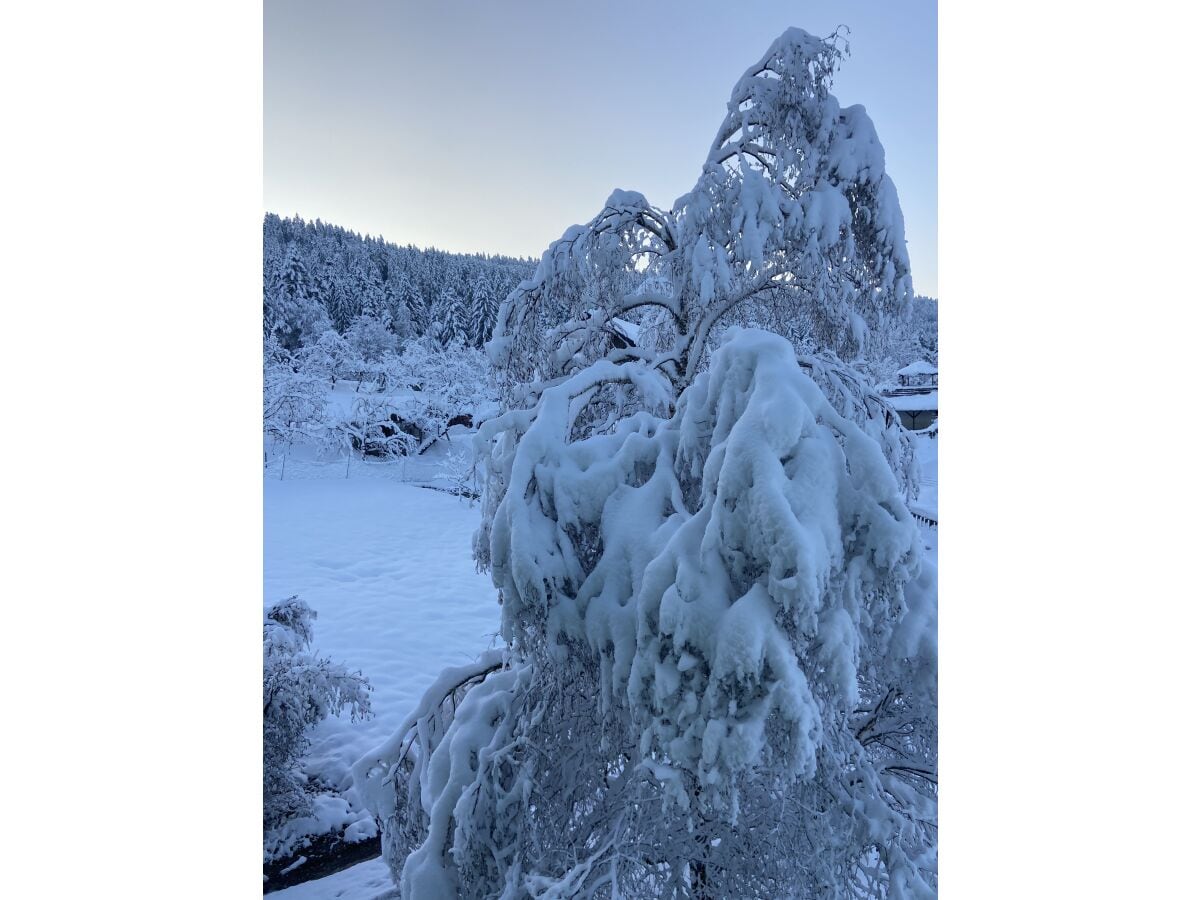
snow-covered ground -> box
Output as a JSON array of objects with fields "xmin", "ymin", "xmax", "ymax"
[
  {"xmin": 263, "ymin": 448, "xmax": 501, "ymax": 868},
  {"xmin": 264, "ymin": 475, "xmax": 501, "ymax": 779},
  {"xmin": 266, "ymin": 434, "xmax": 938, "ymax": 895},
  {"xmin": 272, "ymin": 856, "xmax": 397, "ymax": 900},
  {"xmin": 913, "ymin": 433, "xmax": 938, "ymax": 515},
  {"xmin": 913, "ymin": 433, "xmax": 938, "ymax": 563}
]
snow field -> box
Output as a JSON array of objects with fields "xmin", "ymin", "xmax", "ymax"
[{"xmin": 264, "ymin": 472, "xmax": 501, "ymax": 849}]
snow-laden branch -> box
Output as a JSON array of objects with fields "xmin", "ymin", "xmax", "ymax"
[
  {"xmin": 351, "ymin": 649, "xmax": 504, "ymax": 823},
  {"xmin": 489, "ymin": 28, "xmax": 911, "ymax": 402}
]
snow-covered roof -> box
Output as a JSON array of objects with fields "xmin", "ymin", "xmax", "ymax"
[
  {"xmin": 896, "ymin": 360, "xmax": 937, "ymax": 376},
  {"xmin": 886, "ymin": 391, "xmax": 938, "ymax": 412}
]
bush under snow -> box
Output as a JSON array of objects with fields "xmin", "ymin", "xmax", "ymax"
[{"xmin": 264, "ymin": 597, "xmax": 373, "ymax": 835}]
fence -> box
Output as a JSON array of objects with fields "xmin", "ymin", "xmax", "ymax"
[
  {"xmin": 264, "ymin": 433, "xmax": 478, "ymax": 497},
  {"xmin": 908, "ymin": 507, "xmax": 938, "ymax": 530}
]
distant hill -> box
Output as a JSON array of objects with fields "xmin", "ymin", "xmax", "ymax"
[{"xmin": 263, "ymin": 213, "xmax": 536, "ymax": 350}]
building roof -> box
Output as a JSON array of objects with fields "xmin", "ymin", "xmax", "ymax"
[
  {"xmin": 896, "ymin": 360, "xmax": 937, "ymax": 376},
  {"xmin": 886, "ymin": 390, "xmax": 938, "ymax": 412}
]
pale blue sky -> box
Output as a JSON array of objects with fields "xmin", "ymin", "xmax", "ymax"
[{"xmin": 265, "ymin": 1, "xmax": 937, "ymax": 297}]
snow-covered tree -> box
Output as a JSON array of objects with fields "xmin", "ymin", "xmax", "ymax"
[
  {"xmin": 354, "ymin": 31, "xmax": 934, "ymax": 898},
  {"xmin": 467, "ymin": 276, "xmax": 499, "ymax": 348},
  {"xmin": 266, "ymin": 244, "xmax": 330, "ymax": 351},
  {"xmin": 429, "ymin": 288, "xmax": 468, "ymax": 347},
  {"xmin": 387, "ymin": 336, "xmax": 495, "ymax": 452},
  {"xmin": 383, "ymin": 269, "xmax": 416, "ymax": 342},
  {"xmin": 293, "ymin": 328, "xmax": 355, "ymax": 386},
  {"xmin": 357, "ymin": 331, "xmax": 936, "ymax": 898},
  {"xmin": 436, "ymin": 440, "xmax": 477, "ymax": 498},
  {"xmin": 905, "ymin": 295, "xmax": 938, "ymax": 367},
  {"xmin": 851, "ymin": 294, "xmax": 938, "ymax": 387},
  {"xmin": 332, "ymin": 395, "xmax": 421, "ymax": 460},
  {"xmin": 322, "ymin": 259, "xmax": 362, "ymax": 333},
  {"xmin": 798, "ymin": 350, "xmax": 920, "ymax": 501},
  {"xmin": 345, "ymin": 313, "xmax": 399, "ymax": 391},
  {"xmin": 491, "ymin": 27, "xmax": 912, "ymax": 396},
  {"xmin": 263, "ymin": 338, "xmax": 330, "ymax": 472},
  {"xmin": 484, "ymin": 27, "xmax": 918, "ymax": 497},
  {"xmin": 264, "ymin": 597, "xmax": 371, "ymax": 829},
  {"xmin": 358, "ymin": 260, "xmax": 390, "ymax": 325}
]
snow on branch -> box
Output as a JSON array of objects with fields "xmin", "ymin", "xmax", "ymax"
[{"xmin": 489, "ymin": 27, "xmax": 911, "ymax": 400}]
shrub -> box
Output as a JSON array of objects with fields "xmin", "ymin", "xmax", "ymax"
[{"xmin": 263, "ymin": 597, "xmax": 371, "ymax": 829}]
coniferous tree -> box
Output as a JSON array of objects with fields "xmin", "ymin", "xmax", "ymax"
[
  {"xmin": 315, "ymin": 259, "xmax": 352, "ymax": 333},
  {"xmin": 266, "ymin": 243, "xmax": 328, "ymax": 351},
  {"xmin": 429, "ymin": 288, "xmax": 467, "ymax": 347},
  {"xmin": 467, "ymin": 276, "xmax": 498, "ymax": 348},
  {"xmin": 397, "ymin": 272, "xmax": 427, "ymax": 337}
]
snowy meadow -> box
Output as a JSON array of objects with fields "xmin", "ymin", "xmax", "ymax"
[{"xmin": 264, "ymin": 27, "xmax": 937, "ymax": 899}]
